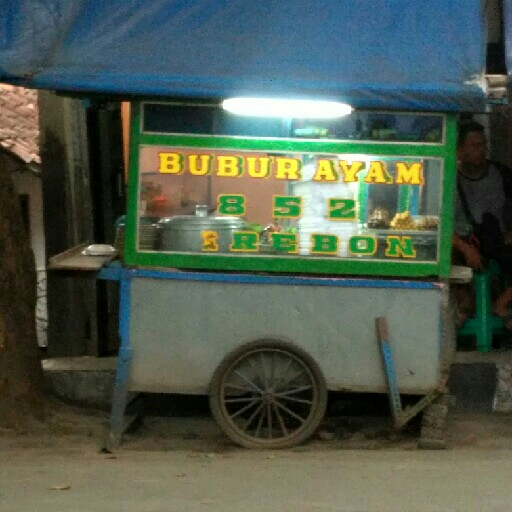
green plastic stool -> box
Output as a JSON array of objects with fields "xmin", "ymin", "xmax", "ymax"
[{"xmin": 458, "ymin": 261, "xmax": 505, "ymax": 352}]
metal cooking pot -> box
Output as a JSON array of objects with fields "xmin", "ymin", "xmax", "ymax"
[{"xmin": 158, "ymin": 205, "xmax": 247, "ymax": 253}]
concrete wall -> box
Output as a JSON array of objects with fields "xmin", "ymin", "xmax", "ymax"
[
  {"xmin": 451, "ymin": 352, "xmax": 512, "ymax": 413},
  {"xmin": 39, "ymin": 92, "xmax": 98, "ymax": 357},
  {"xmin": 39, "ymin": 92, "xmax": 124, "ymax": 357}
]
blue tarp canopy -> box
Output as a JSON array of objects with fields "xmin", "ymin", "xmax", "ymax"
[{"xmin": 0, "ymin": 0, "xmax": 486, "ymax": 111}]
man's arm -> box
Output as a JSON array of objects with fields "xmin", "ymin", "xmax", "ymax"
[
  {"xmin": 452, "ymin": 233, "xmax": 483, "ymax": 269},
  {"xmin": 490, "ymin": 160, "xmax": 512, "ymax": 237}
]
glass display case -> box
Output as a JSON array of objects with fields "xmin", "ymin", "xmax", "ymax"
[{"xmin": 124, "ymin": 101, "xmax": 457, "ymax": 277}]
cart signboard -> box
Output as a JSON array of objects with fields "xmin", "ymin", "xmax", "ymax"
[{"xmin": 125, "ymin": 102, "xmax": 457, "ymax": 277}]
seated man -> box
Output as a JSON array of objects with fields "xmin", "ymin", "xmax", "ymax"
[{"xmin": 452, "ymin": 120, "xmax": 512, "ymax": 328}]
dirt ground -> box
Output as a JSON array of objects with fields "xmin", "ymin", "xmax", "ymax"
[
  {"xmin": 2, "ymin": 399, "xmax": 512, "ymax": 511},
  {"xmin": 5, "ymin": 395, "xmax": 512, "ymax": 454}
]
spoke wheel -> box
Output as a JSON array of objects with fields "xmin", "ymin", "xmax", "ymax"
[{"xmin": 209, "ymin": 340, "xmax": 327, "ymax": 449}]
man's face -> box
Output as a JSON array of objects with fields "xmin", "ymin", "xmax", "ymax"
[{"xmin": 458, "ymin": 131, "xmax": 487, "ymax": 170}]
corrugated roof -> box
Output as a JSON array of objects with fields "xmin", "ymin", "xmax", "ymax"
[{"xmin": 0, "ymin": 84, "xmax": 40, "ymax": 165}]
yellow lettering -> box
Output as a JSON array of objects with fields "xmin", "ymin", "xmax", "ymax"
[
  {"xmin": 364, "ymin": 161, "xmax": 391, "ymax": 184},
  {"xmin": 188, "ymin": 154, "xmax": 212, "ymax": 176},
  {"xmin": 275, "ymin": 158, "xmax": 301, "ymax": 180},
  {"xmin": 271, "ymin": 233, "xmax": 298, "ymax": 253},
  {"xmin": 230, "ymin": 231, "xmax": 259, "ymax": 252},
  {"xmin": 313, "ymin": 160, "xmax": 338, "ymax": 182},
  {"xmin": 395, "ymin": 162, "xmax": 424, "ymax": 185},
  {"xmin": 217, "ymin": 156, "xmax": 242, "ymax": 177},
  {"xmin": 246, "ymin": 157, "xmax": 271, "ymax": 178},
  {"xmin": 385, "ymin": 236, "xmax": 417, "ymax": 258},
  {"xmin": 348, "ymin": 236, "xmax": 377, "ymax": 256},
  {"xmin": 328, "ymin": 198, "xmax": 357, "ymax": 220},
  {"xmin": 310, "ymin": 234, "xmax": 338, "ymax": 254},
  {"xmin": 338, "ymin": 160, "xmax": 364, "ymax": 182},
  {"xmin": 201, "ymin": 231, "xmax": 219, "ymax": 252},
  {"xmin": 159, "ymin": 152, "xmax": 183, "ymax": 174}
]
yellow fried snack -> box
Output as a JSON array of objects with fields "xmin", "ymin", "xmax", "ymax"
[
  {"xmin": 416, "ymin": 216, "xmax": 438, "ymax": 231},
  {"xmin": 390, "ymin": 211, "xmax": 416, "ymax": 230}
]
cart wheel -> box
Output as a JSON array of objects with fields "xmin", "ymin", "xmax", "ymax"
[{"xmin": 209, "ymin": 339, "xmax": 327, "ymax": 449}]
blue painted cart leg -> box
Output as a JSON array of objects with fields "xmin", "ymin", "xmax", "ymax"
[
  {"xmin": 109, "ymin": 349, "xmax": 132, "ymax": 445},
  {"xmin": 376, "ymin": 316, "xmax": 446, "ymax": 437},
  {"xmin": 109, "ymin": 272, "xmax": 132, "ymax": 446},
  {"xmin": 375, "ymin": 317, "xmax": 402, "ymax": 426}
]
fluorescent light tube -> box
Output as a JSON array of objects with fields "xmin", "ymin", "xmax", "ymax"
[{"xmin": 222, "ymin": 97, "xmax": 352, "ymax": 119}]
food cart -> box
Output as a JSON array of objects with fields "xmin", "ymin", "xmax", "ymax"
[
  {"xmin": 0, "ymin": 1, "xmax": 490, "ymax": 448},
  {"xmin": 95, "ymin": 102, "xmax": 466, "ymax": 448}
]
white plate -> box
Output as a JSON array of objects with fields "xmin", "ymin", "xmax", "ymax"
[{"xmin": 82, "ymin": 244, "xmax": 118, "ymax": 257}]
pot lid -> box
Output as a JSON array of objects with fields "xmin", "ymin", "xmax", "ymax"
[{"xmin": 158, "ymin": 215, "xmax": 246, "ymax": 230}]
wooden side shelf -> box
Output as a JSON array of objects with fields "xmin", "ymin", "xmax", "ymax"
[{"xmin": 48, "ymin": 244, "xmax": 118, "ymax": 271}]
